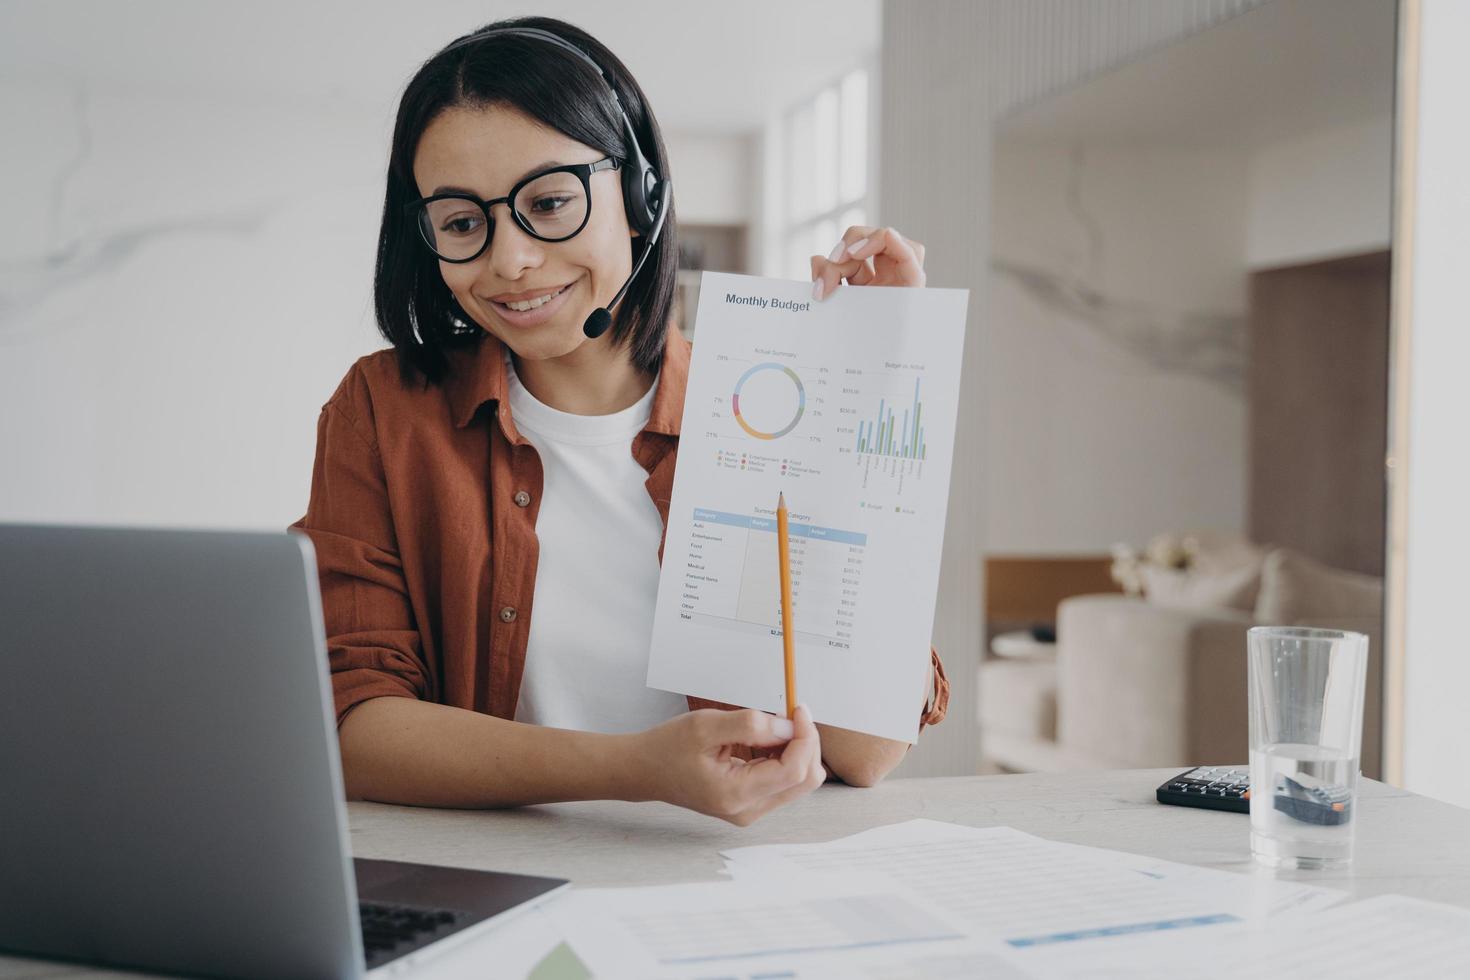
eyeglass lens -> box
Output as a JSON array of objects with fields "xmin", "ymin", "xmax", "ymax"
[{"xmin": 417, "ymin": 170, "xmax": 590, "ymax": 260}]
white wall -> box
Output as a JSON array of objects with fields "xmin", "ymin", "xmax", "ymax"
[
  {"xmin": 0, "ymin": 79, "xmax": 387, "ymax": 531},
  {"xmin": 1400, "ymin": 0, "xmax": 1470, "ymax": 809},
  {"xmin": 663, "ymin": 131, "xmax": 755, "ymax": 225},
  {"xmin": 988, "ymin": 143, "xmax": 1249, "ymax": 553},
  {"xmin": 1246, "ymin": 114, "xmax": 1393, "ymax": 268}
]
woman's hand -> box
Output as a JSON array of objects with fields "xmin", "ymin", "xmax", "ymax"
[
  {"xmin": 810, "ymin": 225, "xmax": 927, "ymax": 301},
  {"xmin": 631, "ymin": 705, "xmax": 825, "ymax": 826}
]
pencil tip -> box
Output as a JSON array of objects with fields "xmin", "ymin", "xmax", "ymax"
[{"xmin": 778, "ymin": 491, "xmax": 785, "ymax": 507}]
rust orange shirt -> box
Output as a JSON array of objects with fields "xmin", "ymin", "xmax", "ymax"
[{"xmin": 290, "ymin": 325, "xmax": 949, "ymax": 737}]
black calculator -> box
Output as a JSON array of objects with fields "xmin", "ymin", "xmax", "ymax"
[{"xmin": 1155, "ymin": 766, "xmax": 1250, "ymax": 813}]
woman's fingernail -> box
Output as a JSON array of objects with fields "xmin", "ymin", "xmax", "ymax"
[
  {"xmin": 846, "ymin": 237, "xmax": 869, "ymax": 257},
  {"xmin": 829, "ymin": 241, "xmax": 848, "ymax": 262},
  {"xmin": 796, "ymin": 703, "xmax": 811, "ymax": 718},
  {"xmin": 772, "ymin": 717, "xmax": 795, "ymax": 739},
  {"xmin": 812, "ymin": 278, "xmax": 825, "ymax": 302}
]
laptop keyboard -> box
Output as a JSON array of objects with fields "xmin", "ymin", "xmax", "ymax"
[{"xmin": 358, "ymin": 901, "xmax": 467, "ymax": 961}]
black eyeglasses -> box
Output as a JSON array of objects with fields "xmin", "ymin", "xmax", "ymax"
[{"xmin": 404, "ymin": 156, "xmax": 619, "ymax": 263}]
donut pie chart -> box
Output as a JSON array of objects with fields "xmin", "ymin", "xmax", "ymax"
[{"xmin": 732, "ymin": 363, "xmax": 805, "ymax": 440}]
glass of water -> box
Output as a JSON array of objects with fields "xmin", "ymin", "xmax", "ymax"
[{"xmin": 1247, "ymin": 626, "xmax": 1369, "ymax": 869}]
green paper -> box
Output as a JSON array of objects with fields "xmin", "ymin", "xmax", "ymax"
[{"xmin": 526, "ymin": 940, "xmax": 592, "ymax": 980}]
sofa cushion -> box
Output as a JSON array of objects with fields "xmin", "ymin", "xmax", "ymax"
[
  {"xmin": 1141, "ymin": 562, "xmax": 1261, "ymax": 613},
  {"xmin": 1056, "ymin": 594, "xmax": 1255, "ymax": 767},
  {"xmin": 978, "ymin": 655, "xmax": 1057, "ymax": 741},
  {"xmin": 1255, "ymin": 548, "xmax": 1383, "ymax": 634},
  {"xmin": 1180, "ymin": 530, "xmax": 1269, "ymax": 575}
]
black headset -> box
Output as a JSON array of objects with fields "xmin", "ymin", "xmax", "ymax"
[{"xmin": 438, "ymin": 26, "xmax": 673, "ymax": 339}]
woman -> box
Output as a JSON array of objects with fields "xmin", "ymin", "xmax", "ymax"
[{"xmin": 292, "ymin": 16, "xmax": 949, "ymax": 826}]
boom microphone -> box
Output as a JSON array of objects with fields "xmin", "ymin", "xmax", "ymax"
[{"xmin": 583, "ymin": 180, "xmax": 672, "ymax": 339}]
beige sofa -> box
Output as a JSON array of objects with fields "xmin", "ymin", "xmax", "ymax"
[{"xmin": 979, "ymin": 547, "xmax": 1384, "ymax": 776}]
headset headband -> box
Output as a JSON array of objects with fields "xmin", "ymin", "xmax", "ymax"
[{"xmin": 439, "ymin": 25, "xmax": 663, "ymax": 235}]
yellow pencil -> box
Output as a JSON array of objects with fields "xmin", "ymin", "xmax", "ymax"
[{"xmin": 776, "ymin": 492, "xmax": 797, "ymax": 720}]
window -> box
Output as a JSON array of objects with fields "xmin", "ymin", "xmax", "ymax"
[{"xmin": 772, "ymin": 67, "xmax": 871, "ymax": 280}]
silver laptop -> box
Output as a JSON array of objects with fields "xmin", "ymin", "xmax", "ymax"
[{"xmin": 0, "ymin": 523, "xmax": 569, "ymax": 979}]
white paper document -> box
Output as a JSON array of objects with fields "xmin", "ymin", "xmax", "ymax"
[
  {"xmin": 1201, "ymin": 894, "xmax": 1470, "ymax": 979},
  {"xmin": 648, "ymin": 272, "xmax": 969, "ymax": 741},
  {"xmin": 721, "ymin": 819, "xmax": 1344, "ymax": 949},
  {"xmin": 541, "ymin": 869, "xmax": 1039, "ymax": 980},
  {"xmin": 1017, "ymin": 893, "xmax": 1470, "ymax": 979}
]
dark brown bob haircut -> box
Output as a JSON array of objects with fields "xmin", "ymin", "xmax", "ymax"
[{"xmin": 374, "ymin": 16, "xmax": 678, "ymax": 385}]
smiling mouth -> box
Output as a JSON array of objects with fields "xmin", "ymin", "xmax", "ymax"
[{"xmin": 493, "ymin": 282, "xmax": 572, "ymax": 312}]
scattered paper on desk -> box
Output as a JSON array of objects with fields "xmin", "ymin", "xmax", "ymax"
[
  {"xmin": 1214, "ymin": 894, "xmax": 1470, "ymax": 979},
  {"xmin": 1040, "ymin": 835, "xmax": 1344, "ymax": 916},
  {"xmin": 647, "ymin": 272, "xmax": 969, "ymax": 742},
  {"xmin": 720, "ymin": 819, "xmax": 1344, "ymax": 948},
  {"xmin": 474, "ymin": 819, "xmax": 1458, "ymax": 980},
  {"xmin": 1018, "ymin": 893, "xmax": 1470, "ymax": 979},
  {"xmin": 541, "ymin": 869, "xmax": 1004, "ymax": 979}
]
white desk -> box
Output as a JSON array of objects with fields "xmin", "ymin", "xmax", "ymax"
[{"xmin": 5, "ymin": 769, "xmax": 1468, "ymax": 977}]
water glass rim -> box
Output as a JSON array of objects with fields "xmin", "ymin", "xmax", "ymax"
[{"xmin": 1248, "ymin": 625, "xmax": 1366, "ymax": 643}]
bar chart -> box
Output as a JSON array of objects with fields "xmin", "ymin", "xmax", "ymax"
[{"xmin": 856, "ymin": 377, "xmax": 927, "ymax": 460}]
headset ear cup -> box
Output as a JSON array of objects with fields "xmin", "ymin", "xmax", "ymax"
[
  {"xmin": 619, "ymin": 113, "xmax": 658, "ymax": 235},
  {"xmin": 621, "ymin": 168, "xmax": 651, "ymax": 235}
]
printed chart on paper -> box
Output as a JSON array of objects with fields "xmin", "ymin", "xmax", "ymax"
[{"xmin": 648, "ymin": 272, "xmax": 968, "ymax": 742}]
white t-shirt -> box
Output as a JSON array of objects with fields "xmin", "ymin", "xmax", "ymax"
[{"xmin": 507, "ymin": 355, "xmax": 689, "ymax": 734}]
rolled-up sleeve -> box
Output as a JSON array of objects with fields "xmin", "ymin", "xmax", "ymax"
[
  {"xmin": 691, "ymin": 644, "xmax": 950, "ymax": 749},
  {"xmin": 920, "ymin": 647, "xmax": 950, "ymax": 729},
  {"xmin": 290, "ymin": 392, "xmax": 433, "ymax": 726}
]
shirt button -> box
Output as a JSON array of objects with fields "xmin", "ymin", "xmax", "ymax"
[
  {"xmin": 499, "ymin": 606, "xmax": 518, "ymax": 623},
  {"xmin": 513, "ymin": 490, "xmax": 532, "ymax": 508}
]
